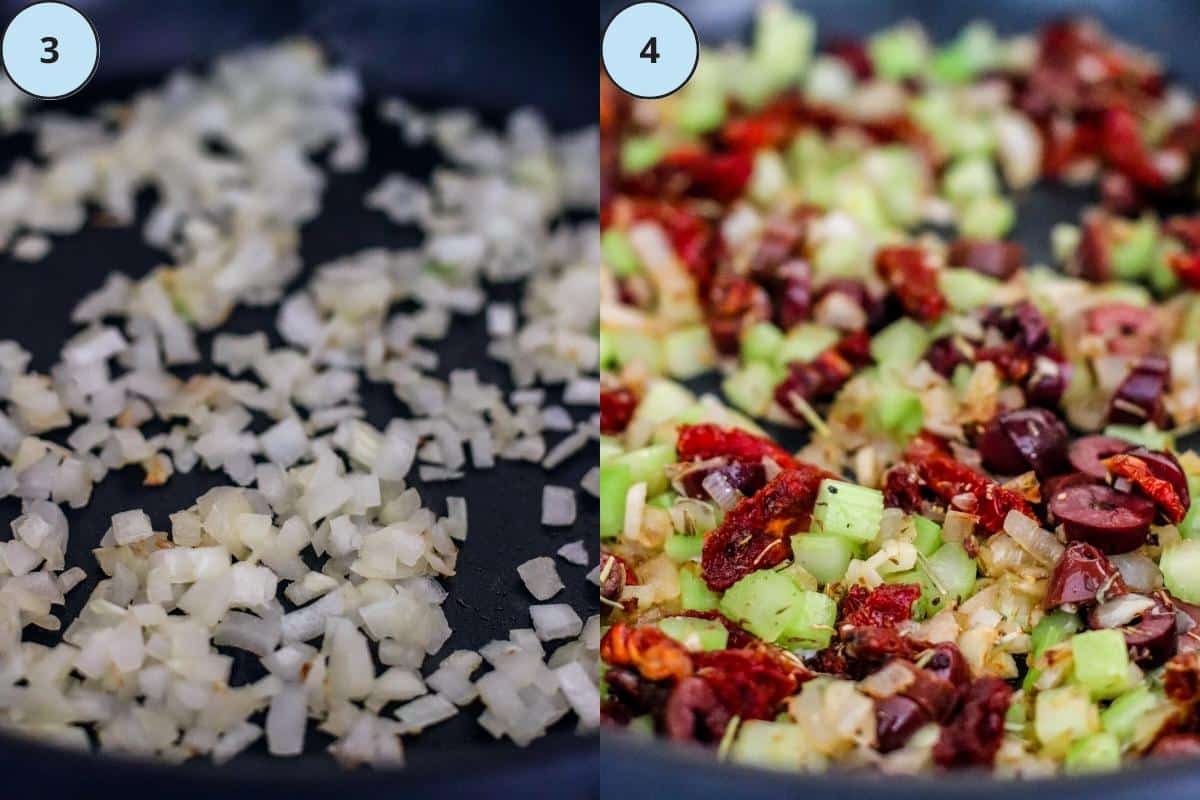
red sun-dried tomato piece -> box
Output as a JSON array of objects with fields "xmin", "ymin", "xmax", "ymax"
[
  {"xmin": 1171, "ymin": 251, "xmax": 1200, "ymax": 291},
  {"xmin": 1149, "ymin": 734, "xmax": 1200, "ymax": 761},
  {"xmin": 932, "ymin": 677, "xmax": 1013, "ymax": 768},
  {"xmin": 600, "ymin": 386, "xmax": 638, "ymax": 435},
  {"xmin": 812, "ymin": 625, "xmax": 924, "ymax": 680},
  {"xmin": 1104, "ymin": 452, "xmax": 1190, "ymax": 523},
  {"xmin": 1100, "ymin": 107, "xmax": 1167, "ymax": 189},
  {"xmin": 720, "ymin": 95, "xmax": 802, "ymax": 153},
  {"xmin": 676, "ymin": 424, "xmax": 798, "ymax": 470},
  {"xmin": 839, "ymin": 583, "xmax": 923, "ymax": 630},
  {"xmin": 904, "ymin": 444, "xmax": 1036, "ymax": 534},
  {"xmin": 706, "ymin": 276, "xmax": 771, "ymax": 355},
  {"xmin": 883, "ymin": 462, "xmax": 927, "ymax": 513},
  {"xmin": 628, "ymin": 199, "xmax": 715, "ymax": 290},
  {"xmin": 693, "ymin": 646, "xmax": 810, "ymax": 721},
  {"xmin": 876, "ymin": 245, "xmax": 947, "ymax": 322},
  {"xmin": 701, "ymin": 465, "xmax": 836, "ymax": 591},
  {"xmin": 826, "ymin": 39, "xmax": 873, "ymax": 80},
  {"xmin": 1164, "ymin": 652, "xmax": 1200, "ymax": 704},
  {"xmin": 773, "ymin": 348, "xmax": 855, "ymax": 419},
  {"xmin": 659, "ymin": 146, "xmax": 754, "ymax": 204},
  {"xmin": 601, "ymin": 623, "xmax": 693, "ymax": 682}
]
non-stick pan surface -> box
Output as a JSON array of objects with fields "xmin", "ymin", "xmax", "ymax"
[
  {"xmin": 599, "ymin": 0, "xmax": 1200, "ymax": 797},
  {"xmin": 0, "ymin": 1, "xmax": 598, "ymax": 797}
]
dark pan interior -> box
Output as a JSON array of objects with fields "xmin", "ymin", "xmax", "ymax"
[
  {"xmin": 599, "ymin": 0, "xmax": 1200, "ymax": 797},
  {"xmin": 0, "ymin": 1, "xmax": 598, "ymax": 797}
]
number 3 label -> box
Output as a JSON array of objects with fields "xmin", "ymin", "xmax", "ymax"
[
  {"xmin": 603, "ymin": 2, "xmax": 698, "ymax": 99},
  {"xmin": 2, "ymin": 2, "xmax": 97, "ymax": 99}
]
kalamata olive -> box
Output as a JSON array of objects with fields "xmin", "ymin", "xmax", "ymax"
[
  {"xmin": 1109, "ymin": 355, "xmax": 1170, "ymax": 427},
  {"xmin": 1041, "ymin": 472, "xmax": 1101, "ymax": 505},
  {"xmin": 893, "ymin": 660, "xmax": 959, "ymax": 723},
  {"xmin": 875, "ymin": 694, "xmax": 931, "ymax": 753},
  {"xmin": 924, "ymin": 643, "xmax": 971, "ymax": 689},
  {"xmin": 1044, "ymin": 541, "xmax": 1129, "ymax": 609},
  {"xmin": 1085, "ymin": 304, "xmax": 1162, "ymax": 357},
  {"xmin": 1124, "ymin": 446, "xmax": 1191, "ymax": 513},
  {"xmin": 977, "ymin": 408, "xmax": 1069, "ymax": 477},
  {"xmin": 773, "ymin": 259, "xmax": 813, "ymax": 332},
  {"xmin": 663, "ymin": 676, "xmax": 728, "ymax": 743},
  {"xmin": 1174, "ymin": 599, "xmax": 1200, "ymax": 655},
  {"xmin": 1068, "ymin": 435, "xmax": 1132, "ymax": 479},
  {"xmin": 1088, "ymin": 594, "xmax": 1178, "ymax": 666},
  {"xmin": 979, "ymin": 301, "xmax": 1051, "ymax": 353},
  {"xmin": 1024, "ymin": 360, "xmax": 1069, "ymax": 408},
  {"xmin": 1050, "ymin": 483, "xmax": 1157, "ymax": 553},
  {"xmin": 923, "ymin": 335, "xmax": 971, "ymax": 377},
  {"xmin": 947, "ymin": 239, "xmax": 1025, "ymax": 280},
  {"xmin": 678, "ymin": 460, "xmax": 766, "ymax": 500},
  {"xmin": 1075, "ymin": 214, "xmax": 1112, "ymax": 282},
  {"xmin": 1149, "ymin": 733, "xmax": 1200, "ymax": 761}
]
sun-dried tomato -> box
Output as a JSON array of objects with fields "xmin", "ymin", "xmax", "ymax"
[
  {"xmin": 1165, "ymin": 652, "xmax": 1200, "ymax": 704},
  {"xmin": 693, "ymin": 646, "xmax": 810, "ymax": 721},
  {"xmin": 1170, "ymin": 250, "xmax": 1200, "ymax": 290},
  {"xmin": 676, "ymin": 424, "xmax": 798, "ymax": 470},
  {"xmin": 810, "ymin": 625, "xmax": 924, "ymax": 681},
  {"xmin": 1101, "ymin": 107, "xmax": 1167, "ymax": 189},
  {"xmin": 1104, "ymin": 452, "xmax": 1189, "ymax": 524},
  {"xmin": 600, "ymin": 386, "xmax": 638, "ymax": 435},
  {"xmin": 657, "ymin": 146, "xmax": 754, "ymax": 204},
  {"xmin": 902, "ymin": 440, "xmax": 1036, "ymax": 534},
  {"xmin": 932, "ymin": 677, "xmax": 1013, "ymax": 768},
  {"xmin": 883, "ymin": 462, "xmax": 927, "ymax": 513},
  {"xmin": 721, "ymin": 95, "xmax": 802, "ymax": 153},
  {"xmin": 701, "ymin": 465, "xmax": 835, "ymax": 591},
  {"xmin": 1149, "ymin": 733, "xmax": 1200, "ymax": 760},
  {"xmin": 875, "ymin": 245, "xmax": 947, "ymax": 322},
  {"xmin": 839, "ymin": 583, "xmax": 923, "ymax": 630},
  {"xmin": 826, "ymin": 39, "xmax": 873, "ymax": 81},
  {"xmin": 706, "ymin": 276, "xmax": 771, "ymax": 355},
  {"xmin": 1167, "ymin": 215, "xmax": 1200, "ymax": 250},
  {"xmin": 601, "ymin": 623, "xmax": 693, "ymax": 682},
  {"xmin": 773, "ymin": 348, "xmax": 855, "ymax": 419}
]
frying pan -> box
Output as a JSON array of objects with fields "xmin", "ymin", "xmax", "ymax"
[
  {"xmin": 0, "ymin": 1, "xmax": 599, "ymax": 797},
  {"xmin": 599, "ymin": 0, "xmax": 1200, "ymax": 797}
]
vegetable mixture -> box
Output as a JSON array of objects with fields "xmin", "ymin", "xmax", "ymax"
[{"xmin": 601, "ymin": 7, "xmax": 1200, "ymax": 776}]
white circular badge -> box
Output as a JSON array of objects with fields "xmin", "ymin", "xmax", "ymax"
[
  {"xmin": 3, "ymin": 2, "xmax": 98, "ymax": 100},
  {"xmin": 602, "ymin": 2, "xmax": 698, "ymax": 99}
]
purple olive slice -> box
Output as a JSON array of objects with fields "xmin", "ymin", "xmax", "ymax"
[
  {"xmin": 1049, "ymin": 483, "xmax": 1156, "ymax": 554},
  {"xmin": 1068, "ymin": 435, "xmax": 1132, "ymax": 479}
]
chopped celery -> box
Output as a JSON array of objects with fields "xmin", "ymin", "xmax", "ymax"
[
  {"xmin": 599, "ymin": 436, "xmax": 623, "ymax": 463},
  {"xmin": 599, "ymin": 461, "xmax": 633, "ymax": 539},
  {"xmin": 1161, "ymin": 540, "xmax": 1200, "ymax": 603},
  {"xmin": 780, "ymin": 589, "xmax": 837, "ymax": 649},
  {"xmin": 1065, "ymin": 732, "xmax": 1120, "ymax": 774},
  {"xmin": 868, "ymin": 24, "xmax": 927, "ymax": 81},
  {"xmin": 741, "ymin": 321, "xmax": 785, "ymax": 364},
  {"xmin": 811, "ymin": 479, "xmax": 883, "ymax": 545},
  {"xmin": 678, "ymin": 92, "xmax": 726, "ymax": 135},
  {"xmin": 620, "ymin": 136, "xmax": 664, "ymax": 175},
  {"xmin": 1102, "ymin": 686, "xmax": 1164, "ymax": 743},
  {"xmin": 648, "ymin": 492, "xmax": 676, "ymax": 510},
  {"xmin": 1094, "ymin": 281, "xmax": 1152, "ymax": 307},
  {"xmin": 657, "ymin": 616, "xmax": 729, "ymax": 652},
  {"xmin": 805, "ymin": 56, "xmax": 854, "ymax": 105},
  {"xmin": 874, "ymin": 385, "xmax": 923, "ymax": 439},
  {"xmin": 1181, "ymin": 293, "xmax": 1200, "ymax": 341},
  {"xmin": 1148, "ymin": 239, "xmax": 1182, "ymax": 295},
  {"xmin": 834, "ymin": 178, "xmax": 891, "ymax": 233},
  {"xmin": 749, "ymin": 150, "xmax": 789, "ymax": 205},
  {"xmin": 1052, "ymin": 223, "xmax": 1082, "ymax": 264},
  {"xmin": 931, "ymin": 22, "xmax": 998, "ymax": 84},
  {"xmin": 1034, "ymin": 686, "xmax": 1100, "ymax": 757},
  {"xmin": 719, "ymin": 570, "xmax": 835, "ymax": 648},
  {"xmin": 664, "ymin": 532, "xmax": 704, "ymax": 563},
  {"xmin": 1111, "ymin": 217, "xmax": 1159, "ymax": 281},
  {"xmin": 775, "ymin": 324, "xmax": 840, "ymax": 367},
  {"xmin": 599, "ymin": 329, "xmax": 617, "ymax": 370},
  {"xmin": 612, "ymin": 444, "xmax": 675, "ymax": 498},
  {"xmin": 1103, "ymin": 423, "xmax": 1173, "ymax": 451},
  {"xmin": 601, "ymin": 229, "xmax": 640, "ymax": 277},
  {"xmin": 1024, "ymin": 609, "xmax": 1082, "ymax": 690},
  {"xmin": 941, "ymin": 156, "xmax": 998, "ymax": 205},
  {"xmin": 679, "ymin": 564, "xmax": 721, "ymax": 612},
  {"xmin": 1070, "ymin": 629, "xmax": 1130, "ymax": 699},
  {"xmin": 728, "ymin": 53, "xmax": 775, "ymax": 109},
  {"xmin": 722, "ymin": 362, "xmax": 778, "ymax": 418},
  {"xmin": 867, "ymin": 146, "xmax": 925, "ymax": 227},
  {"xmin": 606, "ymin": 329, "xmax": 664, "ymax": 372},
  {"xmin": 924, "ymin": 542, "xmax": 977, "ymax": 604},
  {"xmin": 886, "ymin": 568, "xmax": 939, "ymax": 618},
  {"xmin": 791, "ymin": 532, "xmax": 854, "ymax": 585},
  {"xmin": 870, "ymin": 317, "xmax": 931, "ymax": 370},
  {"xmin": 812, "ymin": 235, "xmax": 866, "ymax": 280},
  {"xmin": 912, "ymin": 516, "xmax": 942, "ymax": 556},
  {"xmin": 629, "ymin": 380, "xmax": 695, "ymax": 436},
  {"xmin": 1179, "ymin": 474, "xmax": 1200, "ymax": 539},
  {"xmin": 752, "ymin": 3, "xmax": 815, "ymax": 92},
  {"xmin": 730, "ymin": 720, "xmax": 813, "ymax": 771},
  {"xmin": 958, "ymin": 195, "xmax": 1014, "ymax": 239},
  {"xmin": 939, "ymin": 268, "xmax": 1002, "ymax": 313},
  {"xmin": 663, "ymin": 325, "xmax": 717, "ymax": 380}
]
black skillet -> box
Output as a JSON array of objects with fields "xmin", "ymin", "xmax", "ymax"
[
  {"xmin": 0, "ymin": 1, "xmax": 598, "ymax": 797},
  {"xmin": 599, "ymin": 0, "xmax": 1200, "ymax": 797}
]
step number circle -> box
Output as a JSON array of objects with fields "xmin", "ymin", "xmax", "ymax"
[
  {"xmin": 3, "ymin": 2, "xmax": 98, "ymax": 100},
  {"xmin": 602, "ymin": 2, "xmax": 698, "ymax": 99}
]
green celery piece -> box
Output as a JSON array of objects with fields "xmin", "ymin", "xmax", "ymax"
[
  {"xmin": 790, "ymin": 532, "xmax": 854, "ymax": 585},
  {"xmin": 868, "ymin": 24, "xmax": 927, "ymax": 81},
  {"xmin": 1179, "ymin": 474, "xmax": 1200, "ymax": 539},
  {"xmin": 1064, "ymin": 732, "xmax": 1121, "ymax": 775},
  {"xmin": 775, "ymin": 324, "xmax": 840, "ymax": 368},
  {"xmin": 752, "ymin": 3, "xmax": 815, "ymax": 92},
  {"xmin": 728, "ymin": 54, "xmax": 774, "ymax": 109},
  {"xmin": 924, "ymin": 542, "xmax": 977, "ymax": 604},
  {"xmin": 874, "ymin": 386, "xmax": 923, "ymax": 439},
  {"xmin": 1094, "ymin": 281, "xmax": 1152, "ymax": 307},
  {"xmin": 812, "ymin": 235, "xmax": 866, "ymax": 280},
  {"xmin": 630, "ymin": 379, "xmax": 695, "ymax": 434},
  {"xmin": 941, "ymin": 156, "xmax": 998, "ymax": 205},
  {"xmin": 605, "ymin": 329, "xmax": 663, "ymax": 372},
  {"xmin": 1024, "ymin": 610, "xmax": 1082, "ymax": 690},
  {"xmin": 663, "ymin": 325, "xmax": 716, "ymax": 380},
  {"xmin": 1102, "ymin": 686, "xmax": 1164, "ymax": 743},
  {"xmin": 868, "ymin": 146, "xmax": 924, "ymax": 227},
  {"xmin": 780, "ymin": 590, "xmax": 837, "ymax": 649},
  {"xmin": 599, "ymin": 328, "xmax": 616, "ymax": 370},
  {"xmin": 664, "ymin": 532, "xmax": 704, "ymax": 563},
  {"xmin": 885, "ymin": 568, "xmax": 938, "ymax": 619},
  {"xmin": 930, "ymin": 22, "xmax": 998, "ymax": 84},
  {"xmin": 612, "ymin": 444, "xmax": 675, "ymax": 498},
  {"xmin": 722, "ymin": 362, "xmax": 778, "ymax": 418},
  {"xmin": 679, "ymin": 565, "xmax": 721, "ymax": 612},
  {"xmin": 749, "ymin": 149, "xmax": 789, "ymax": 205},
  {"xmin": 647, "ymin": 491, "xmax": 676, "ymax": 510},
  {"xmin": 719, "ymin": 570, "xmax": 808, "ymax": 643},
  {"xmin": 741, "ymin": 321, "xmax": 785, "ymax": 364},
  {"xmin": 1161, "ymin": 540, "xmax": 1200, "ymax": 603},
  {"xmin": 1103, "ymin": 423, "xmax": 1173, "ymax": 451},
  {"xmin": 657, "ymin": 617, "xmax": 728, "ymax": 652},
  {"xmin": 599, "ymin": 436, "xmax": 623, "ymax": 464},
  {"xmin": 1111, "ymin": 217, "xmax": 1159, "ymax": 281},
  {"xmin": 912, "ymin": 516, "xmax": 942, "ymax": 556},
  {"xmin": 620, "ymin": 136, "xmax": 663, "ymax": 175},
  {"xmin": 601, "ymin": 229, "xmax": 640, "ymax": 277},
  {"xmin": 1148, "ymin": 239, "xmax": 1182, "ymax": 295},
  {"xmin": 930, "ymin": 45, "xmax": 973, "ymax": 85},
  {"xmin": 599, "ymin": 461, "xmax": 632, "ymax": 540},
  {"xmin": 1070, "ymin": 629, "xmax": 1131, "ymax": 699},
  {"xmin": 1052, "ymin": 223, "xmax": 1081, "ymax": 264},
  {"xmin": 958, "ymin": 195, "xmax": 1014, "ymax": 239},
  {"xmin": 870, "ymin": 317, "xmax": 931, "ymax": 370},
  {"xmin": 811, "ymin": 479, "xmax": 883, "ymax": 545},
  {"xmin": 729, "ymin": 720, "xmax": 811, "ymax": 771},
  {"xmin": 940, "ymin": 269, "xmax": 1002, "ymax": 313},
  {"xmin": 1034, "ymin": 685, "xmax": 1100, "ymax": 757},
  {"xmin": 1180, "ymin": 292, "xmax": 1200, "ymax": 340},
  {"xmin": 834, "ymin": 178, "xmax": 891, "ymax": 234}
]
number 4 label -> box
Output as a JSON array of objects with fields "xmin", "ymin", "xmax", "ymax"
[
  {"xmin": 602, "ymin": 2, "xmax": 698, "ymax": 99},
  {"xmin": 640, "ymin": 36, "xmax": 660, "ymax": 64}
]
